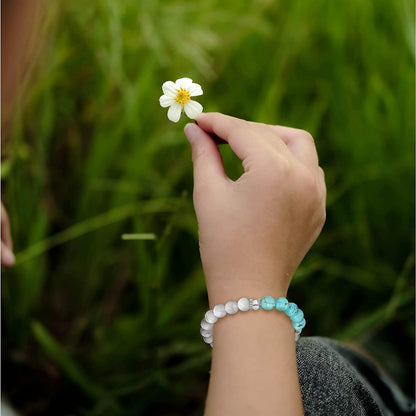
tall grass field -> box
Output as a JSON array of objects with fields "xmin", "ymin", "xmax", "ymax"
[{"xmin": 2, "ymin": 0, "xmax": 414, "ymax": 414}]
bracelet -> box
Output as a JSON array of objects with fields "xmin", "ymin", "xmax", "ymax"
[{"xmin": 200, "ymin": 296, "xmax": 306, "ymax": 347}]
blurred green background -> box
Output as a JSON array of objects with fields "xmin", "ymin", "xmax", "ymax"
[{"xmin": 2, "ymin": 0, "xmax": 414, "ymax": 415}]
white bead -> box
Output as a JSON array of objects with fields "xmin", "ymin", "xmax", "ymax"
[
  {"xmin": 205, "ymin": 310, "xmax": 218, "ymax": 324},
  {"xmin": 295, "ymin": 330, "xmax": 302, "ymax": 342},
  {"xmin": 203, "ymin": 335, "xmax": 213, "ymax": 344},
  {"xmin": 213, "ymin": 304, "xmax": 226, "ymax": 318},
  {"xmin": 225, "ymin": 300, "xmax": 238, "ymax": 314},
  {"xmin": 237, "ymin": 297, "xmax": 250, "ymax": 311},
  {"xmin": 200, "ymin": 328, "xmax": 212, "ymax": 337},
  {"xmin": 201, "ymin": 319, "xmax": 213, "ymax": 330}
]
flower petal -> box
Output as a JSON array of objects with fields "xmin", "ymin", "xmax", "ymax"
[
  {"xmin": 167, "ymin": 102, "xmax": 182, "ymax": 122},
  {"xmin": 175, "ymin": 77, "xmax": 193, "ymax": 89},
  {"xmin": 162, "ymin": 81, "xmax": 178, "ymax": 97},
  {"xmin": 184, "ymin": 100, "xmax": 203, "ymax": 119},
  {"xmin": 159, "ymin": 95, "xmax": 175, "ymax": 108},
  {"xmin": 188, "ymin": 83, "xmax": 203, "ymax": 97}
]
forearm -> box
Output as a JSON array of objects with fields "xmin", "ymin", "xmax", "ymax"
[
  {"xmin": 183, "ymin": 114, "xmax": 324, "ymax": 416},
  {"xmin": 204, "ymin": 290, "xmax": 304, "ymax": 416}
]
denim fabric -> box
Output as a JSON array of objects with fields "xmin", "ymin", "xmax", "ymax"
[{"xmin": 297, "ymin": 337, "xmax": 415, "ymax": 416}]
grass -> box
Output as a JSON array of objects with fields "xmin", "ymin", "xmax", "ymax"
[{"xmin": 2, "ymin": 0, "xmax": 414, "ymax": 414}]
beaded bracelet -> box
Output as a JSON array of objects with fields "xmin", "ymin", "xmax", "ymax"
[{"xmin": 200, "ymin": 296, "xmax": 306, "ymax": 347}]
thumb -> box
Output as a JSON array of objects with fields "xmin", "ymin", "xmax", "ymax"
[{"xmin": 184, "ymin": 123, "xmax": 227, "ymax": 186}]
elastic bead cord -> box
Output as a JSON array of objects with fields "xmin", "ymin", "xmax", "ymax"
[{"xmin": 200, "ymin": 296, "xmax": 305, "ymax": 347}]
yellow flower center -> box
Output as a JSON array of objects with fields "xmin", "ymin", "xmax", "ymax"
[{"xmin": 174, "ymin": 88, "xmax": 191, "ymax": 105}]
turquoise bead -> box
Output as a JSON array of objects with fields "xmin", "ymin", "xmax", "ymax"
[
  {"xmin": 284, "ymin": 302, "xmax": 298, "ymax": 317},
  {"xmin": 293, "ymin": 318, "xmax": 306, "ymax": 330},
  {"xmin": 291, "ymin": 310, "xmax": 304, "ymax": 323},
  {"xmin": 261, "ymin": 296, "xmax": 276, "ymax": 311},
  {"xmin": 275, "ymin": 297, "xmax": 289, "ymax": 311}
]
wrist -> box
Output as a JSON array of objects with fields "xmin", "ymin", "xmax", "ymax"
[
  {"xmin": 205, "ymin": 275, "xmax": 289, "ymax": 309},
  {"xmin": 200, "ymin": 294, "xmax": 306, "ymax": 349}
]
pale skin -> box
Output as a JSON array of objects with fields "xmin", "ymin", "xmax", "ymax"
[
  {"xmin": 184, "ymin": 112, "xmax": 326, "ymax": 416},
  {"xmin": 2, "ymin": 0, "xmax": 45, "ymax": 268},
  {"xmin": 1, "ymin": 202, "xmax": 15, "ymax": 267}
]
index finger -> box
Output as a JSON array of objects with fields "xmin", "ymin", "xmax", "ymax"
[
  {"xmin": 196, "ymin": 112, "xmax": 267, "ymax": 163},
  {"xmin": 196, "ymin": 112, "xmax": 248, "ymax": 140}
]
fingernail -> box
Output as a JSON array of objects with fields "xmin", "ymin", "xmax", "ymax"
[
  {"xmin": 2, "ymin": 245, "xmax": 15, "ymax": 266},
  {"xmin": 184, "ymin": 123, "xmax": 198, "ymax": 144}
]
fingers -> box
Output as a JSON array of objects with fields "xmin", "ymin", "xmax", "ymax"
[
  {"xmin": 196, "ymin": 112, "xmax": 285, "ymax": 163},
  {"xmin": 247, "ymin": 121, "xmax": 323, "ymax": 190},
  {"xmin": 1, "ymin": 241, "xmax": 15, "ymax": 267},
  {"xmin": 184, "ymin": 123, "xmax": 227, "ymax": 186},
  {"xmin": 196, "ymin": 112, "xmax": 247, "ymax": 141},
  {"xmin": 268, "ymin": 125, "xmax": 319, "ymax": 171},
  {"xmin": 196, "ymin": 113, "xmax": 321, "ymax": 172},
  {"xmin": 1, "ymin": 202, "xmax": 15, "ymax": 267},
  {"xmin": 196, "ymin": 113, "xmax": 260, "ymax": 162},
  {"xmin": 270, "ymin": 125, "xmax": 326, "ymax": 198},
  {"xmin": 1, "ymin": 201, "xmax": 13, "ymax": 250},
  {"xmin": 195, "ymin": 113, "xmax": 325, "ymax": 192}
]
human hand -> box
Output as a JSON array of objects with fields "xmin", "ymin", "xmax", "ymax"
[
  {"xmin": 184, "ymin": 113, "xmax": 326, "ymax": 305},
  {"xmin": 1, "ymin": 201, "xmax": 15, "ymax": 267}
]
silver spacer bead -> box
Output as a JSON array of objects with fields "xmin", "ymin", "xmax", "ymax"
[
  {"xmin": 295, "ymin": 329, "xmax": 302, "ymax": 342},
  {"xmin": 250, "ymin": 299, "xmax": 260, "ymax": 310}
]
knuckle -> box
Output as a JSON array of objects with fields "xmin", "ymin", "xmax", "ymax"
[
  {"xmin": 278, "ymin": 158, "xmax": 292, "ymax": 177},
  {"xmin": 318, "ymin": 205, "xmax": 327, "ymax": 228},
  {"xmin": 300, "ymin": 168, "xmax": 317, "ymax": 193},
  {"xmin": 321, "ymin": 208, "xmax": 327, "ymax": 226},
  {"xmin": 266, "ymin": 156, "xmax": 290, "ymax": 178},
  {"xmin": 318, "ymin": 167, "xmax": 327, "ymax": 194},
  {"xmin": 299, "ymin": 130, "xmax": 315, "ymax": 145},
  {"xmin": 299, "ymin": 170, "xmax": 326, "ymax": 210}
]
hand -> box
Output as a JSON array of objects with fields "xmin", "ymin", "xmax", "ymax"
[
  {"xmin": 184, "ymin": 113, "xmax": 326, "ymax": 304},
  {"xmin": 1, "ymin": 201, "xmax": 15, "ymax": 267}
]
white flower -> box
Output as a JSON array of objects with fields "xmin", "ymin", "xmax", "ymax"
[{"xmin": 159, "ymin": 77, "xmax": 203, "ymax": 123}]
